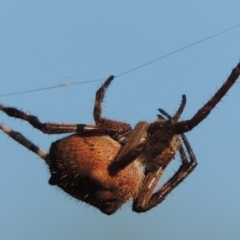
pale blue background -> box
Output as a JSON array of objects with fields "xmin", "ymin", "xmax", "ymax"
[{"xmin": 0, "ymin": 1, "xmax": 240, "ymax": 240}]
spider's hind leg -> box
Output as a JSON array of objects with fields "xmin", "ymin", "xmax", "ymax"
[
  {"xmin": 0, "ymin": 123, "xmax": 48, "ymax": 161},
  {"xmin": 174, "ymin": 61, "xmax": 240, "ymax": 134}
]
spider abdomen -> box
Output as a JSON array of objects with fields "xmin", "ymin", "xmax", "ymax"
[{"xmin": 48, "ymin": 133, "xmax": 143, "ymax": 215}]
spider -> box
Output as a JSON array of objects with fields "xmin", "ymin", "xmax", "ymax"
[{"xmin": 0, "ymin": 62, "xmax": 240, "ymax": 215}]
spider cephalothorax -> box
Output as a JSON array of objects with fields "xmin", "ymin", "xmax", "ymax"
[{"xmin": 0, "ymin": 62, "xmax": 240, "ymax": 215}]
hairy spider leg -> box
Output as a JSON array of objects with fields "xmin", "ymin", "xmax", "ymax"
[
  {"xmin": 174, "ymin": 61, "xmax": 240, "ymax": 134},
  {"xmin": 93, "ymin": 75, "xmax": 114, "ymax": 123},
  {"xmin": 0, "ymin": 104, "xmax": 105, "ymax": 134},
  {"xmin": 93, "ymin": 75, "xmax": 132, "ymax": 140},
  {"xmin": 0, "ymin": 123, "xmax": 49, "ymax": 161}
]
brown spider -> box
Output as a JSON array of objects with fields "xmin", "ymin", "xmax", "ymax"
[{"xmin": 0, "ymin": 62, "xmax": 240, "ymax": 215}]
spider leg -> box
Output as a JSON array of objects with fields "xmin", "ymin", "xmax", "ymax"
[
  {"xmin": 93, "ymin": 75, "xmax": 114, "ymax": 123},
  {"xmin": 0, "ymin": 123, "xmax": 48, "ymax": 161},
  {"xmin": 0, "ymin": 103, "xmax": 121, "ymax": 135},
  {"xmin": 93, "ymin": 75, "xmax": 132, "ymax": 140},
  {"xmin": 133, "ymin": 133, "xmax": 197, "ymax": 212},
  {"xmin": 174, "ymin": 61, "xmax": 240, "ymax": 134}
]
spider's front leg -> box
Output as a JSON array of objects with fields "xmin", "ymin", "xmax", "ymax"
[{"xmin": 174, "ymin": 61, "xmax": 240, "ymax": 134}]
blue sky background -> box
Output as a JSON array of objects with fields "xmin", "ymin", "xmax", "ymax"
[{"xmin": 0, "ymin": 1, "xmax": 240, "ymax": 240}]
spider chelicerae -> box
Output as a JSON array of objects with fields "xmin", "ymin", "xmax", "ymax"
[{"xmin": 0, "ymin": 62, "xmax": 240, "ymax": 215}]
